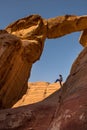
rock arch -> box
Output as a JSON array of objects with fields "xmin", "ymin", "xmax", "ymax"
[{"xmin": 0, "ymin": 14, "xmax": 87, "ymax": 108}]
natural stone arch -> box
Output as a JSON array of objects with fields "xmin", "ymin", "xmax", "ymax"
[{"xmin": 0, "ymin": 14, "xmax": 87, "ymax": 108}]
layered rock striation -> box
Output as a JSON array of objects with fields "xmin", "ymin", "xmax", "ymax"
[
  {"xmin": 13, "ymin": 82, "xmax": 61, "ymax": 108},
  {"xmin": 0, "ymin": 14, "xmax": 87, "ymax": 109}
]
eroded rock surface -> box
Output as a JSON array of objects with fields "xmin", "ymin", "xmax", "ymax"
[
  {"xmin": 48, "ymin": 47, "xmax": 87, "ymax": 130},
  {"xmin": 0, "ymin": 15, "xmax": 47, "ymax": 108},
  {"xmin": 13, "ymin": 82, "xmax": 61, "ymax": 108},
  {"xmin": 6, "ymin": 15, "xmax": 87, "ymax": 46},
  {"xmin": 0, "ymin": 47, "xmax": 87, "ymax": 130},
  {"xmin": 0, "ymin": 14, "xmax": 87, "ymax": 108}
]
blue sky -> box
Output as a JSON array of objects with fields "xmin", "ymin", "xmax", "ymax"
[{"xmin": 0, "ymin": 0, "xmax": 87, "ymax": 83}]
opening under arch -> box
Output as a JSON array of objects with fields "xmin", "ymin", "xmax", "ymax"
[{"xmin": 29, "ymin": 32, "xmax": 83, "ymax": 83}]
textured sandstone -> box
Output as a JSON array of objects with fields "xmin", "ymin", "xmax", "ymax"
[
  {"xmin": 48, "ymin": 47, "xmax": 87, "ymax": 130},
  {"xmin": 0, "ymin": 46, "xmax": 87, "ymax": 130},
  {"xmin": 0, "ymin": 14, "xmax": 87, "ymax": 109},
  {"xmin": 0, "ymin": 15, "xmax": 47, "ymax": 108},
  {"xmin": 47, "ymin": 15, "xmax": 87, "ymax": 41},
  {"xmin": 6, "ymin": 15, "xmax": 87, "ymax": 46},
  {"xmin": 79, "ymin": 29, "xmax": 87, "ymax": 46},
  {"xmin": 0, "ymin": 30, "xmax": 32, "ymax": 108},
  {"xmin": 13, "ymin": 82, "xmax": 60, "ymax": 108}
]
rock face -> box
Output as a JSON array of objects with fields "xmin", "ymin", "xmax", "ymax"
[
  {"xmin": 0, "ymin": 30, "xmax": 26, "ymax": 108},
  {"xmin": 6, "ymin": 14, "xmax": 87, "ymax": 46},
  {"xmin": 13, "ymin": 82, "xmax": 61, "ymax": 108},
  {"xmin": 47, "ymin": 15, "xmax": 87, "ymax": 41},
  {"xmin": 0, "ymin": 47, "xmax": 87, "ymax": 130},
  {"xmin": 79, "ymin": 29, "xmax": 87, "ymax": 46},
  {"xmin": 48, "ymin": 47, "xmax": 87, "ymax": 130},
  {"xmin": 0, "ymin": 14, "xmax": 87, "ymax": 109},
  {"xmin": 0, "ymin": 15, "xmax": 47, "ymax": 108}
]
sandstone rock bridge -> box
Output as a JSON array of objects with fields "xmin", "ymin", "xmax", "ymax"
[{"xmin": 0, "ymin": 14, "xmax": 87, "ymax": 108}]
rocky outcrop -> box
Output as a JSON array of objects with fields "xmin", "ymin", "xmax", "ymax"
[
  {"xmin": 79, "ymin": 29, "xmax": 87, "ymax": 46},
  {"xmin": 47, "ymin": 15, "xmax": 87, "ymax": 40},
  {"xmin": 0, "ymin": 14, "xmax": 87, "ymax": 108},
  {"xmin": 0, "ymin": 30, "xmax": 26, "ymax": 108},
  {"xmin": 48, "ymin": 47, "xmax": 87, "ymax": 130},
  {"xmin": 0, "ymin": 47, "xmax": 87, "ymax": 130},
  {"xmin": 6, "ymin": 15, "xmax": 87, "ymax": 46},
  {"xmin": 0, "ymin": 15, "xmax": 47, "ymax": 108},
  {"xmin": 13, "ymin": 82, "xmax": 61, "ymax": 108}
]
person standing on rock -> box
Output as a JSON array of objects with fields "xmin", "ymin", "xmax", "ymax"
[{"xmin": 55, "ymin": 74, "xmax": 63, "ymax": 86}]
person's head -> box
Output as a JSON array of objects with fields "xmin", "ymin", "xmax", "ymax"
[{"xmin": 59, "ymin": 74, "xmax": 62, "ymax": 77}]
